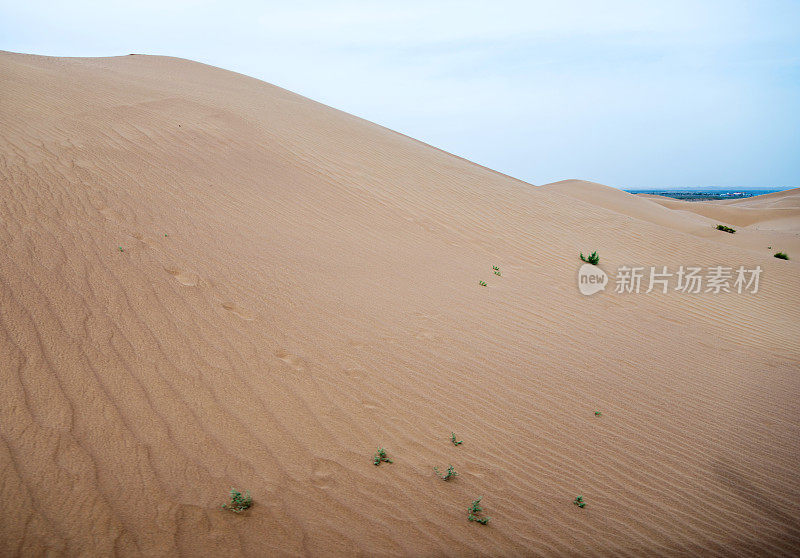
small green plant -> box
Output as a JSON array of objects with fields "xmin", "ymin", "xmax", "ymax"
[
  {"xmin": 492, "ymin": 266, "xmax": 500, "ymax": 271},
  {"xmin": 493, "ymin": 271, "xmax": 501, "ymax": 276},
  {"xmin": 118, "ymin": 246, "xmax": 125, "ymax": 252},
  {"xmin": 594, "ymin": 411, "xmax": 602, "ymax": 417},
  {"xmin": 222, "ymin": 488, "xmax": 252, "ymax": 513},
  {"xmin": 573, "ymin": 495, "xmax": 586, "ymax": 508},
  {"xmin": 451, "ymin": 432, "xmax": 463, "ymax": 446},
  {"xmin": 580, "ymin": 251, "xmax": 599, "ymax": 265},
  {"xmin": 467, "ymin": 497, "xmax": 490, "ymax": 524},
  {"xmin": 373, "ymin": 447, "xmax": 393, "ymax": 466},
  {"xmin": 434, "ymin": 465, "xmax": 458, "ymax": 481},
  {"xmin": 716, "ymin": 224, "xmax": 736, "ymax": 234},
  {"xmin": 164, "ymin": 233, "xmax": 169, "ymax": 237},
  {"xmin": 478, "ymin": 280, "xmax": 487, "ymax": 287},
  {"xmin": 774, "ymin": 252, "xmax": 789, "ymax": 260}
]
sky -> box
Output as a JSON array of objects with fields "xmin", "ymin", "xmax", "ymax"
[{"xmin": 2, "ymin": 0, "xmax": 799, "ymax": 189}]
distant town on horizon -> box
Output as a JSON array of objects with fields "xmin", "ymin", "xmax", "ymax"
[{"xmin": 624, "ymin": 187, "xmax": 791, "ymax": 201}]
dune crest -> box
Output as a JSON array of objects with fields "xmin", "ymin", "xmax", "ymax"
[{"xmin": 1, "ymin": 52, "xmax": 799, "ymax": 556}]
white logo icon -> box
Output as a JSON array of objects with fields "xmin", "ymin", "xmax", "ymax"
[{"xmin": 578, "ymin": 264, "xmax": 608, "ymax": 295}]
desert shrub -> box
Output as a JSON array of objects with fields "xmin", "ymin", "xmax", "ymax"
[
  {"xmin": 716, "ymin": 224, "xmax": 736, "ymax": 233},
  {"xmin": 373, "ymin": 447, "xmax": 393, "ymax": 465},
  {"xmin": 468, "ymin": 497, "xmax": 490, "ymax": 524},
  {"xmin": 580, "ymin": 251, "xmax": 599, "ymax": 265},
  {"xmin": 451, "ymin": 432, "xmax": 463, "ymax": 446},
  {"xmin": 222, "ymin": 488, "xmax": 252, "ymax": 513},
  {"xmin": 434, "ymin": 465, "xmax": 458, "ymax": 481},
  {"xmin": 774, "ymin": 252, "xmax": 789, "ymax": 260}
]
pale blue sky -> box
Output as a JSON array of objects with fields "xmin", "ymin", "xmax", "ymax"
[{"xmin": 2, "ymin": 1, "xmax": 799, "ymax": 188}]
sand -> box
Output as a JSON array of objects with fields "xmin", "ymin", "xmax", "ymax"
[
  {"xmin": 1, "ymin": 52, "xmax": 799, "ymax": 557},
  {"xmin": 640, "ymin": 190, "xmax": 800, "ymax": 236}
]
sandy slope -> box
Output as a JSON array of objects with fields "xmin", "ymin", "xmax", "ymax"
[
  {"xmin": 641, "ymin": 188, "xmax": 800, "ymax": 234},
  {"xmin": 1, "ymin": 52, "xmax": 799, "ymax": 557},
  {"xmin": 720, "ymin": 188, "xmax": 800, "ymax": 209},
  {"xmin": 551, "ymin": 180, "xmax": 800, "ymax": 257}
]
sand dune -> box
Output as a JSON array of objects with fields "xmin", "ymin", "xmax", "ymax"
[
  {"xmin": 641, "ymin": 189, "xmax": 800, "ymax": 232},
  {"xmin": 1, "ymin": 52, "xmax": 799, "ymax": 556},
  {"xmin": 550, "ymin": 180, "xmax": 800, "ymax": 256},
  {"xmin": 636, "ymin": 188, "xmax": 800, "ymax": 257},
  {"xmin": 721, "ymin": 188, "xmax": 800, "ymax": 209}
]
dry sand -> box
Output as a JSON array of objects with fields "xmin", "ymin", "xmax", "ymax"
[
  {"xmin": 640, "ymin": 189, "xmax": 800, "ymax": 236},
  {"xmin": 1, "ymin": 52, "xmax": 799, "ymax": 556}
]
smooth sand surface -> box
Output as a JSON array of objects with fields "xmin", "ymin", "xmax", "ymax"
[{"xmin": 1, "ymin": 53, "xmax": 799, "ymax": 557}]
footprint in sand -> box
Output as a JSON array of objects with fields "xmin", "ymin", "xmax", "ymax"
[
  {"xmin": 310, "ymin": 459, "xmax": 345, "ymax": 490},
  {"xmin": 99, "ymin": 207, "xmax": 121, "ymax": 222},
  {"xmin": 360, "ymin": 399, "xmax": 379, "ymax": 411},
  {"xmin": 274, "ymin": 349, "xmax": 304, "ymax": 371},
  {"xmin": 411, "ymin": 313, "xmax": 438, "ymax": 340},
  {"xmin": 133, "ymin": 232, "xmax": 165, "ymax": 250},
  {"xmin": 221, "ymin": 302, "xmax": 254, "ymax": 320},
  {"xmin": 342, "ymin": 367, "xmax": 365, "ymax": 380},
  {"xmin": 415, "ymin": 329, "xmax": 436, "ymax": 340},
  {"xmin": 164, "ymin": 267, "xmax": 199, "ymax": 287}
]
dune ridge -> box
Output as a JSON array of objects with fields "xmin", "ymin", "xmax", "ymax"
[{"xmin": 1, "ymin": 52, "xmax": 799, "ymax": 556}]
